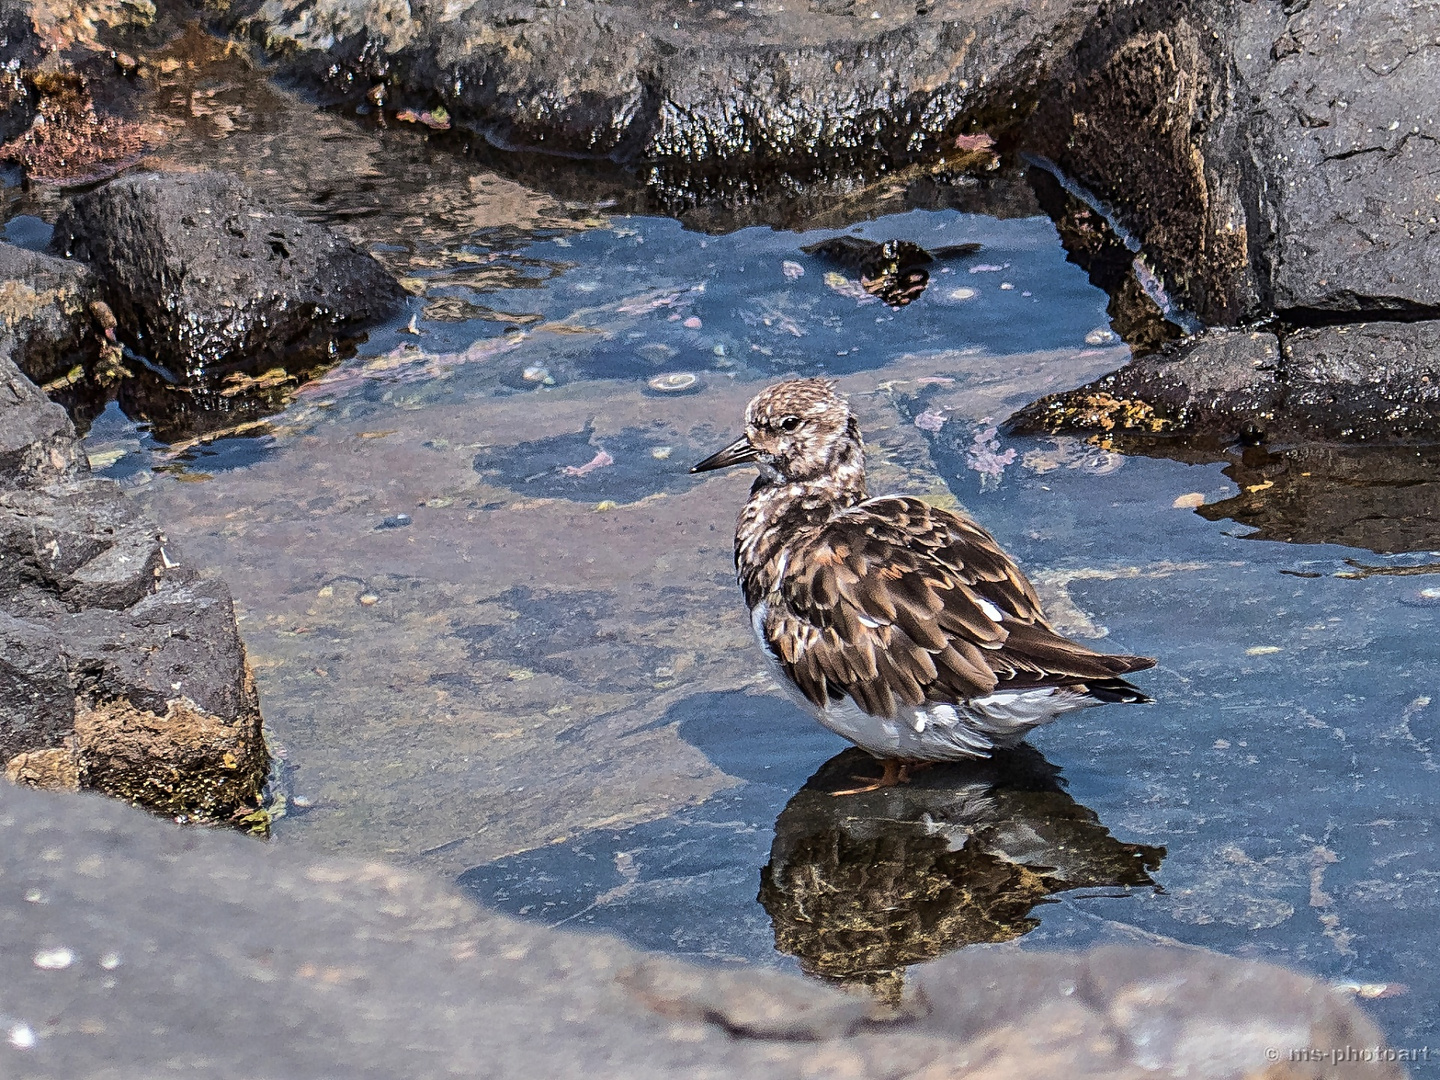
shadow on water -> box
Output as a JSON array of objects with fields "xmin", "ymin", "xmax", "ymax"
[
  {"xmin": 458, "ymin": 691, "xmax": 1161, "ymax": 994},
  {"xmin": 759, "ymin": 746, "xmax": 1164, "ymax": 1004},
  {"xmin": 1070, "ymin": 433, "xmax": 1440, "ymax": 555}
]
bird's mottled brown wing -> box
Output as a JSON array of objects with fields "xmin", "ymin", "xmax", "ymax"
[{"xmin": 761, "ymin": 497, "xmax": 1153, "ymax": 719}]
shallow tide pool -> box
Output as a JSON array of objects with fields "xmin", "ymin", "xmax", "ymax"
[{"xmin": 68, "ymin": 191, "xmax": 1440, "ymax": 1063}]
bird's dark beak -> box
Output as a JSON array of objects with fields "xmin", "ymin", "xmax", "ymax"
[{"xmin": 691, "ymin": 436, "xmax": 760, "ymax": 473}]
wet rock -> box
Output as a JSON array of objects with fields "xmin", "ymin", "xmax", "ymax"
[
  {"xmin": 617, "ymin": 959, "xmax": 875, "ymax": 1040},
  {"xmin": 1026, "ymin": 164, "xmax": 1186, "ymax": 353},
  {"xmin": 48, "ymin": 170, "xmax": 406, "ymax": 377},
  {"xmin": 1280, "ymin": 323, "xmax": 1440, "ymax": 441},
  {"xmin": 58, "ymin": 578, "xmax": 268, "ymax": 819},
  {"xmin": 1009, "ymin": 329, "xmax": 1281, "ymax": 444},
  {"xmin": 0, "ymin": 779, "xmax": 1405, "ymax": 1079},
  {"xmin": 1011, "ymin": 323, "xmax": 1440, "ymax": 446},
  {"xmin": 0, "ymin": 0, "xmax": 40, "ymax": 145},
  {"xmin": 0, "ymin": 241, "xmax": 102, "ymax": 388},
  {"xmin": 0, "ymin": 350, "xmax": 86, "ymax": 486},
  {"xmin": 1025, "ymin": 0, "xmax": 1440, "ymax": 328},
  {"xmin": 211, "ymin": 0, "xmax": 1099, "ymax": 175},
  {"xmin": 0, "ymin": 347, "xmax": 267, "ymax": 821}
]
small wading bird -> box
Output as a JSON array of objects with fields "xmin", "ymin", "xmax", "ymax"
[{"xmin": 692, "ymin": 378, "xmax": 1154, "ymax": 794}]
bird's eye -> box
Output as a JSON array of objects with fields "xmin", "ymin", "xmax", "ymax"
[{"xmin": 779, "ymin": 415, "xmax": 801, "ymax": 432}]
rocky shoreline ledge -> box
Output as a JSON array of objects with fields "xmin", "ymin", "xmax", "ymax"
[
  {"xmin": 0, "ymin": 779, "xmax": 1408, "ymax": 1079},
  {"xmin": 194, "ymin": 0, "xmax": 1440, "ymax": 447}
]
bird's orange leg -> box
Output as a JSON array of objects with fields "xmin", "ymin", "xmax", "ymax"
[{"xmin": 830, "ymin": 758, "xmax": 931, "ymax": 796}]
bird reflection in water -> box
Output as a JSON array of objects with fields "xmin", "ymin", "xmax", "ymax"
[
  {"xmin": 801, "ymin": 236, "xmax": 983, "ymax": 308},
  {"xmin": 758, "ymin": 745, "xmax": 1164, "ymax": 1003}
]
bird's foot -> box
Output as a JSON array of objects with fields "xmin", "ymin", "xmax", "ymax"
[{"xmin": 830, "ymin": 758, "xmax": 931, "ymax": 796}]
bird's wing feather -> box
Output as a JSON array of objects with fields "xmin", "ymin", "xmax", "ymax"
[{"xmin": 761, "ymin": 497, "xmax": 1154, "ymax": 718}]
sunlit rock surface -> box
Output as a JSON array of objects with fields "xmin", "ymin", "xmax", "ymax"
[
  {"xmin": 212, "ymin": 0, "xmax": 1098, "ymax": 174},
  {"xmin": 0, "ymin": 352, "xmax": 267, "ymax": 820},
  {"xmin": 49, "ymin": 171, "xmax": 405, "ymax": 395},
  {"xmin": 0, "ymin": 780, "xmax": 1406, "ymax": 1079}
]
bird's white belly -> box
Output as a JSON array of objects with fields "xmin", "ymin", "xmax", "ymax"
[{"xmin": 750, "ymin": 601, "xmax": 1095, "ymax": 761}]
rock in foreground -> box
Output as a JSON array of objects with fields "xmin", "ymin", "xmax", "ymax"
[
  {"xmin": 0, "ymin": 348, "xmax": 267, "ymax": 821},
  {"xmin": 49, "ymin": 170, "xmax": 406, "ymax": 378},
  {"xmin": 0, "ymin": 779, "xmax": 1406, "ymax": 1079}
]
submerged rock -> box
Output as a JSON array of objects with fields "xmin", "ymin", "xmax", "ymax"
[
  {"xmin": 801, "ymin": 236, "xmax": 981, "ymax": 308},
  {"xmin": 0, "ymin": 348, "xmax": 267, "ymax": 822},
  {"xmin": 0, "ymin": 778, "xmax": 1406, "ymax": 1079},
  {"xmin": 48, "ymin": 170, "xmax": 406, "ymax": 378}
]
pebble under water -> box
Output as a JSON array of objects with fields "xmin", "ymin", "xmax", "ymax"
[{"xmin": 71, "ymin": 193, "xmax": 1440, "ymax": 1064}]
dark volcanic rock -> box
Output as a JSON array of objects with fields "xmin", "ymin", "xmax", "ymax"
[
  {"xmin": 1011, "ymin": 323, "xmax": 1440, "ymax": 445},
  {"xmin": 1281, "ymin": 322, "xmax": 1440, "ymax": 440},
  {"xmin": 1026, "ymin": 0, "xmax": 1440, "ymax": 327},
  {"xmin": 0, "ymin": 478, "xmax": 164, "ymax": 613},
  {"xmin": 0, "ymin": 613, "xmax": 72, "ymax": 768},
  {"xmin": 0, "ymin": 242, "xmax": 102, "ymax": 388},
  {"xmin": 0, "ymin": 345, "xmax": 267, "ymax": 820},
  {"xmin": 0, "ymin": 351, "xmax": 86, "ymax": 487},
  {"xmin": 211, "ymin": 0, "xmax": 1101, "ymax": 174},
  {"xmin": 48, "ymin": 170, "xmax": 406, "ymax": 377},
  {"xmin": 0, "ymin": 780, "xmax": 1405, "ymax": 1079},
  {"xmin": 1009, "ymin": 329, "xmax": 1281, "ymax": 443},
  {"xmin": 220, "ymin": 0, "xmax": 1440, "ymax": 342},
  {"xmin": 0, "ymin": 0, "xmax": 40, "ymax": 145}
]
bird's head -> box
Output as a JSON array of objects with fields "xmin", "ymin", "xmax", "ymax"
[{"xmin": 691, "ymin": 378, "xmax": 863, "ymax": 484}]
